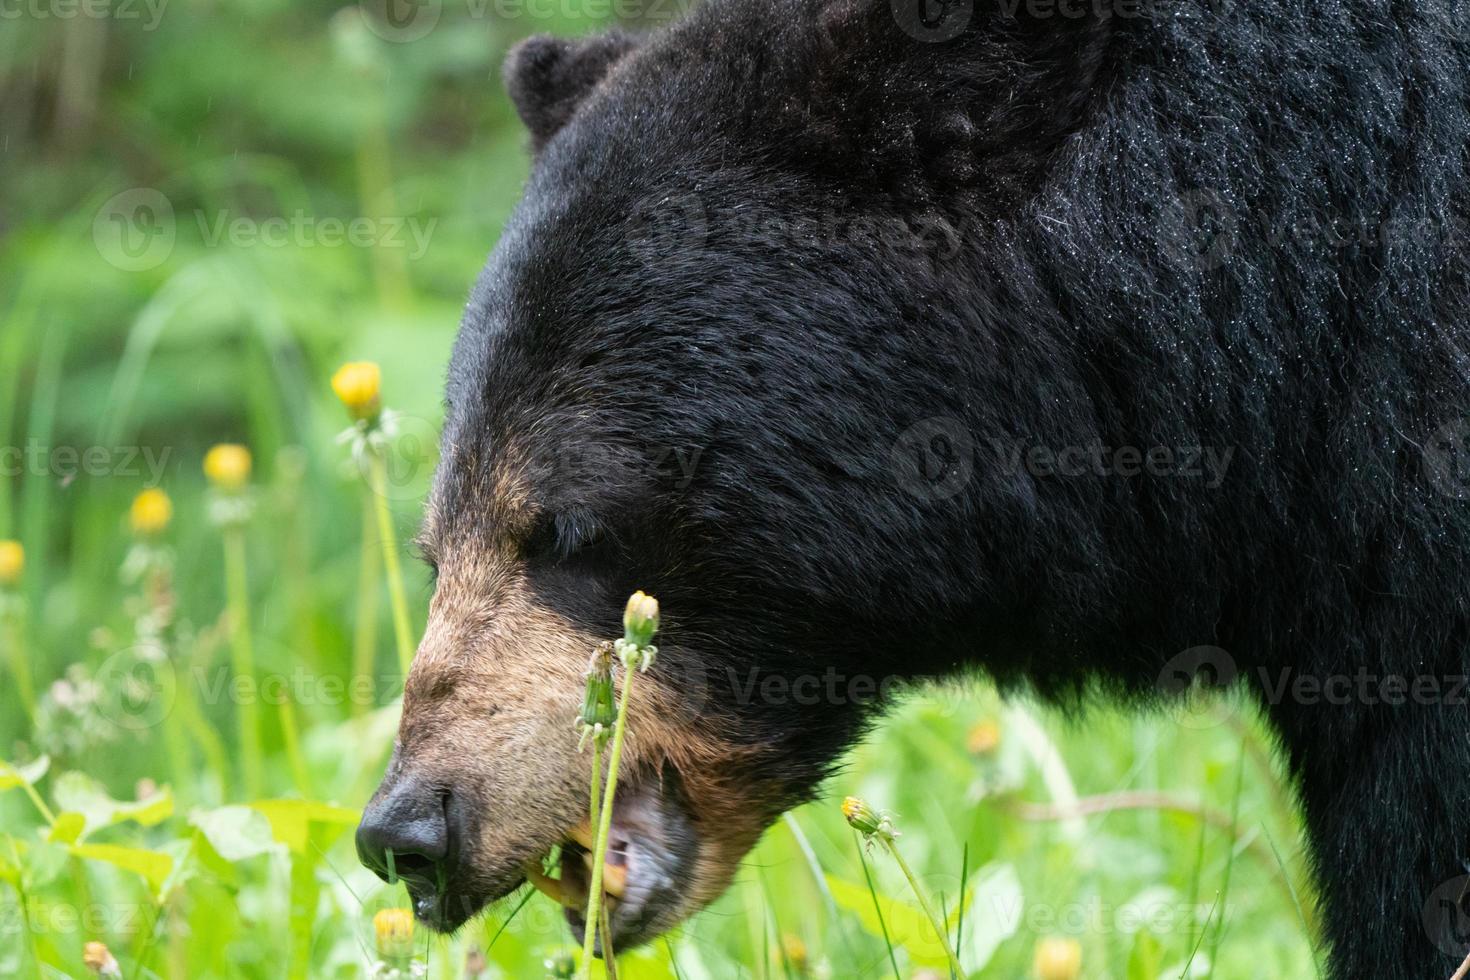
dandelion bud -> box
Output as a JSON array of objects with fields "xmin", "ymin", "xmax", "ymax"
[
  {"xmin": 622, "ymin": 590, "xmax": 660, "ymax": 648},
  {"xmin": 130, "ymin": 489, "xmax": 173, "ymax": 537},
  {"xmin": 373, "ymin": 908, "xmax": 415, "ymax": 960},
  {"xmin": 841, "ymin": 796, "xmax": 896, "ymax": 842},
  {"xmin": 83, "ymin": 941, "xmax": 122, "ymax": 978},
  {"xmin": 0, "ymin": 540, "xmax": 22, "ymax": 588},
  {"xmin": 578, "ymin": 642, "xmax": 617, "ymax": 751},
  {"xmin": 332, "ymin": 361, "xmax": 383, "ymax": 423},
  {"xmin": 841, "ymin": 796, "xmax": 879, "ymax": 834},
  {"xmin": 203, "ymin": 444, "xmax": 252, "ymax": 492},
  {"xmin": 1032, "ymin": 937, "xmax": 1082, "ymax": 980}
]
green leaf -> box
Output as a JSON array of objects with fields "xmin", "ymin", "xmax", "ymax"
[
  {"xmin": 52, "ymin": 771, "xmax": 174, "ymax": 839},
  {"xmin": 249, "ymin": 799, "xmax": 360, "ymax": 854},
  {"xmin": 826, "ymin": 871, "xmax": 952, "ymax": 968},
  {"xmin": 189, "ymin": 806, "xmax": 279, "ymax": 863},
  {"xmin": 70, "ymin": 843, "xmax": 174, "ymax": 891},
  {"xmin": 0, "ymin": 835, "xmax": 20, "ymax": 885},
  {"xmin": 0, "ymin": 755, "xmax": 49, "ymax": 790},
  {"xmin": 47, "ymin": 812, "xmax": 86, "ymax": 845}
]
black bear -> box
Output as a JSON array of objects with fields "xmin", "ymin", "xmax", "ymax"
[{"xmin": 356, "ymin": 1, "xmax": 1470, "ymax": 976}]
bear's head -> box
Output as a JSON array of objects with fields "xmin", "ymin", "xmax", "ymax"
[{"xmin": 357, "ymin": 0, "xmax": 1107, "ymax": 951}]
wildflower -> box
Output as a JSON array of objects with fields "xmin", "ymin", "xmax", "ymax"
[
  {"xmin": 614, "ymin": 590, "xmax": 660, "ymax": 671},
  {"xmin": 1032, "ymin": 937, "xmax": 1082, "ymax": 980},
  {"xmin": 130, "ymin": 489, "xmax": 173, "ymax": 537},
  {"xmin": 841, "ymin": 795, "xmax": 961, "ymax": 975},
  {"xmin": 780, "ymin": 933, "xmax": 809, "ymax": 972},
  {"xmin": 841, "ymin": 796, "xmax": 897, "ymax": 842},
  {"xmin": 203, "ymin": 444, "xmax": 252, "ymax": 492},
  {"xmin": 622, "ymin": 590, "xmax": 660, "ymax": 647},
  {"xmin": 966, "ymin": 719, "xmax": 1001, "ymax": 755},
  {"xmin": 83, "ymin": 941, "xmax": 122, "ymax": 978},
  {"xmin": 0, "ymin": 540, "xmax": 23, "ymax": 587},
  {"xmin": 333, "ymin": 360, "xmax": 414, "ymax": 674},
  {"xmin": 578, "ymin": 642, "xmax": 617, "ymax": 751},
  {"xmin": 373, "ymin": 908, "xmax": 415, "ymax": 960},
  {"xmin": 332, "ymin": 361, "xmax": 383, "ymax": 423}
]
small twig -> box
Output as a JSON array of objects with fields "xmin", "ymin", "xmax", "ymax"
[{"xmin": 1451, "ymin": 948, "xmax": 1470, "ymax": 980}]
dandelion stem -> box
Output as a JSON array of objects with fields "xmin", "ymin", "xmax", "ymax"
[
  {"xmin": 2, "ymin": 610, "xmax": 33, "ymax": 721},
  {"xmin": 580, "ymin": 659, "xmax": 639, "ymax": 977},
  {"xmin": 351, "ymin": 486, "xmax": 381, "ymax": 716},
  {"xmin": 883, "ymin": 838, "xmax": 964, "ymax": 978},
  {"xmin": 855, "ymin": 836, "xmax": 901, "ymax": 980},
  {"xmin": 222, "ymin": 526, "xmax": 263, "ymax": 799},
  {"xmin": 369, "ymin": 452, "xmax": 414, "ymax": 674}
]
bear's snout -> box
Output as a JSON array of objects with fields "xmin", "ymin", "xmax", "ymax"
[{"xmin": 357, "ymin": 772, "xmax": 453, "ymax": 920}]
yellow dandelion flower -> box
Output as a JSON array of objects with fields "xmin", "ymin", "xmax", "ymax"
[
  {"xmin": 1033, "ymin": 936, "xmax": 1082, "ymax": 980},
  {"xmin": 780, "ymin": 933, "xmax": 808, "ymax": 971},
  {"xmin": 130, "ymin": 489, "xmax": 173, "ymax": 537},
  {"xmin": 203, "ymin": 444, "xmax": 252, "ymax": 492},
  {"xmin": 966, "ymin": 719, "xmax": 1002, "ymax": 755},
  {"xmin": 83, "ymin": 941, "xmax": 122, "ymax": 978},
  {"xmin": 332, "ymin": 361, "xmax": 383, "ymax": 422},
  {"xmin": 373, "ymin": 907, "xmax": 415, "ymax": 960},
  {"xmin": 0, "ymin": 540, "xmax": 23, "ymax": 587}
]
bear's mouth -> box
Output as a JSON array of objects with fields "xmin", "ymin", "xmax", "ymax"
[
  {"xmin": 404, "ymin": 772, "xmax": 699, "ymax": 953},
  {"xmin": 523, "ymin": 775, "xmax": 700, "ymax": 954}
]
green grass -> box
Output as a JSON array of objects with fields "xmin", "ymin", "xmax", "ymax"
[{"xmin": 1, "ymin": 5, "xmax": 1318, "ymax": 977}]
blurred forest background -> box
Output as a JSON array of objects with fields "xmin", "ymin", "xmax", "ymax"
[{"xmin": 0, "ymin": 1, "xmax": 1318, "ymax": 977}]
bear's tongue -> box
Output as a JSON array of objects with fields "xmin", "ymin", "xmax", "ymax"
[{"xmin": 524, "ymin": 820, "xmax": 628, "ymax": 907}]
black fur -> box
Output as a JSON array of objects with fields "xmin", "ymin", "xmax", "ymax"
[{"xmin": 448, "ymin": 1, "xmax": 1470, "ymax": 975}]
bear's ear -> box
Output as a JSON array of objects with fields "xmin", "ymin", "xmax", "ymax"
[{"xmin": 503, "ymin": 31, "xmax": 641, "ymax": 154}]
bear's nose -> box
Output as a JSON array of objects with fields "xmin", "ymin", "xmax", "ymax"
[{"xmin": 356, "ymin": 774, "xmax": 450, "ymax": 884}]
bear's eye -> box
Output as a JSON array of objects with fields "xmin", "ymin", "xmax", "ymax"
[{"xmin": 524, "ymin": 510, "xmax": 605, "ymax": 563}]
